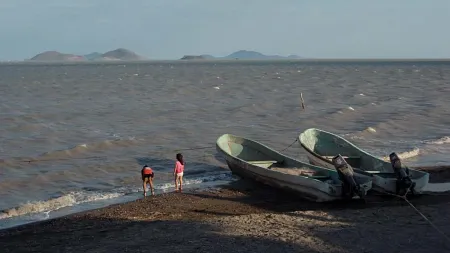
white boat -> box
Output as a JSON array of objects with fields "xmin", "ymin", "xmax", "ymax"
[
  {"xmin": 216, "ymin": 134, "xmax": 373, "ymax": 202},
  {"xmin": 298, "ymin": 128, "xmax": 429, "ymax": 194}
]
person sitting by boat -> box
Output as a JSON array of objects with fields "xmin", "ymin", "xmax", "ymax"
[
  {"xmin": 173, "ymin": 153, "xmax": 185, "ymax": 192},
  {"xmin": 389, "ymin": 152, "xmax": 416, "ymax": 195},
  {"xmin": 141, "ymin": 165, "xmax": 155, "ymax": 197}
]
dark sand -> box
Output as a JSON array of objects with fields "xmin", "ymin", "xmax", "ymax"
[
  {"xmin": 1, "ymin": 177, "xmax": 450, "ymax": 253},
  {"xmin": 2, "ymin": 164, "xmax": 450, "ymax": 253}
]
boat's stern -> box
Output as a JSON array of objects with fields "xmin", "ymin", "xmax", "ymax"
[{"xmin": 411, "ymin": 171, "xmax": 430, "ymax": 193}]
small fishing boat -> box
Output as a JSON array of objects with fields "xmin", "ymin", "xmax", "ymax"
[
  {"xmin": 215, "ymin": 134, "xmax": 373, "ymax": 202},
  {"xmin": 298, "ymin": 128, "xmax": 429, "ymax": 194}
]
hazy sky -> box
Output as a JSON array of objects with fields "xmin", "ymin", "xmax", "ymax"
[{"xmin": 0, "ymin": 0, "xmax": 449, "ymax": 60}]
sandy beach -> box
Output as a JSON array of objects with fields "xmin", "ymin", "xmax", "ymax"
[{"xmin": 1, "ymin": 177, "xmax": 450, "ymax": 253}]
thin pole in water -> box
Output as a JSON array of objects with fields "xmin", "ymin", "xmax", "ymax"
[{"xmin": 300, "ymin": 92, "xmax": 306, "ymax": 110}]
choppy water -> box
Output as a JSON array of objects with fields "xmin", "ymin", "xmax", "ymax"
[{"xmin": 1, "ymin": 60, "xmax": 450, "ymax": 229}]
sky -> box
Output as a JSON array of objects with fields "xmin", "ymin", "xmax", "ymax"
[{"xmin": 0, "ymin": 0, "xmax": 449, "ymax": 60}]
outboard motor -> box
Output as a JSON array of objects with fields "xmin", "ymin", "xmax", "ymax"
[
  {"xmin": 389, "ymin": 152, "xmax": 416, "ymax": 195},
  {"xmin": 332, "ymin": 154, "xmax": 365, "ymax": 199}
]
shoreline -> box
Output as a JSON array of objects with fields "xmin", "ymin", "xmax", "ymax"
[
  {"xmin": 1, "ymin": 179, "xmax": 450, "ymax": 252},
  {"xmin": 2, "ymin": 164, "xmax": 448, "ymax": 231},
  {"xmin": 0, "ymin": 173, "xmax": 237, "ymax": 231}
]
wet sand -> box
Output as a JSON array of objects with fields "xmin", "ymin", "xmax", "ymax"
[{"xmin": 1, "ymin": 177, "xmax": 450, "ymax": 253}]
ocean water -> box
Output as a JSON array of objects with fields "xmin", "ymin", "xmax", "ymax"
[{"xmin": 1, "ymin": 60, "xmax": 450, "ymax": 229}]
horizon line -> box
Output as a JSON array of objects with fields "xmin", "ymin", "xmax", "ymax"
[{"xmin": 3, "ymin": 58, "xmax": 450, "ymax": 65}]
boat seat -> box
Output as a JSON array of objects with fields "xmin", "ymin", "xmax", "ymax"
[
  {"xmin": 323, "ymin": 155, "xmax": 361, "ymax": 168},
  {"xmin": 365, "ymin": 170, "xmax": 384, "ymax": 174},
  {"xmin": 364, "ymin": 171, "xmax": 397, "ymax": 176},
  {"xmin": 248, "ymin": 160, "xmax": 278, "ymax": 164},
  {"xmin": 248, "ymin": 160, "xmax": 278, "ymax": 169},
  {"xmin": 323, "ymin": 155, "xmax": 360, "ymax": 160}
]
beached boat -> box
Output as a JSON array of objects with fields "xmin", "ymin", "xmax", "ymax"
[
  {"xmin": 215, "ymin": 134, "xmax": 373, "ymax": 202},
  {"xmin": 298, "ymin": 128, "xmax": 429, "ymax": 194}
]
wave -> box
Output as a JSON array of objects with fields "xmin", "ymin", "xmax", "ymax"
[
  {"xmin": 344, "ymin": 132, "xmax": 450, "ymax": 161},
  {"xmin": 380, "ymin": 148, "xmax": 420, "ymax": 161},
  {"xmin": 0, "ymin": 191, "xmax": 122, "ymax": 220},
  {"xmin": 0, "ymin": 172, "xmax": 235, "ymax": 220},
  {"xmin": 425, "ymin": 136, "xmax": 450, "ymax": 145}
]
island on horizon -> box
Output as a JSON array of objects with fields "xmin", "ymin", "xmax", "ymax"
[
  {"xmin": 179, "ymin": 50, "xmax": 304, "ymax": 60},
  {"xmin": 27, "ymin": 49, "xmax": 305, "ymax": 62},
  {"xmin": 28, "ymin": 48, "xmax": 147, "ymax": 62},
  {"xmin": 16, "ymin": 49, "xmax": 450, "ymax": 63}
]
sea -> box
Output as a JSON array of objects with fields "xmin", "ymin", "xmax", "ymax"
[{"xmin": 1, "ymin": 60, "xmax": 450, "ymax": 230}]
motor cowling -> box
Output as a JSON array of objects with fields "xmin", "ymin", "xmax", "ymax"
[
  {"xmin": 332, "ymin": 154, "xmax": 365, "ymax": 199},
  {"xmin": 389, "ymin": 152, "xmax": 416, "ymax": 195}
]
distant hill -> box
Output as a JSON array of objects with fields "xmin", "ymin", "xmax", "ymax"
[
  {"xmin": 178, "ymin": 50, "xmax": 303, "ymax": 60},
  {"xmin": 30, "ymin": 51, "xmax": 86, "ymax": 62},
  {"xmin": 223, "ymin": 50, "xmax": 303, "ymax": 60},
  {"xmin": 29, "ymin": 48, "xmax": 146, "ymax": 62},
  {"xmin": 100, "ymin": 48, "xmax": 145, "ymax": 61}
]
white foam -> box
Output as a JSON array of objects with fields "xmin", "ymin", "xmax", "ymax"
[
  {"xmin": 0, "ymin": 172, "xmax": 236, "ymax": 220},
  {"xmin": 425, "ymin": 136, "xmax": 450, "ymax": 145},
  {"xmin": 347, "ymin": 106, "xmax": 355, "ymax": 111},
  {"xmin": 0, "ymin": 191, "xmax": 123, "ymax": 220},
  {"xmin": 381, "ymin": 148, "xmax": 420, "ymax": 161}
]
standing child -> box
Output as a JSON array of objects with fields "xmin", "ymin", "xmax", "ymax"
[
  {"xmin": 141, "ymin": 165, "xmax": 154, "ymax": 196},
  {"xmin": 173, "ymin": 153, "xmax": 185, "ymax": 192}
]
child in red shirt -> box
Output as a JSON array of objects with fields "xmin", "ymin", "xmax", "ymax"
[{"xmin": 141, "ymin": 165, "xmax": 154, "ymax": 196}]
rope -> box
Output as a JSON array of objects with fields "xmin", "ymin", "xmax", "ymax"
[
  {"xmin": 20, "ymin": 156, "xmax": 108, "ymax": 163},
  {"xmin": 281, "ymin": 139, "xmax": 298, "ymax": 151},
  {"xmin": 381, "ymin": 186, "xmax": 450, "ymax": 244},
  {"xmin": 18, "ymin": 146, "xmax": 216, "ymax": 163},
  {"xmin": 174, "ymin": 146, "xmax": 215, "ymax": 152}
]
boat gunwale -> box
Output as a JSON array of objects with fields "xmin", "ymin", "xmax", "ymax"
[{"xmin": 299, "ymin": 128, "xmax": 385, "ymax": 164}]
